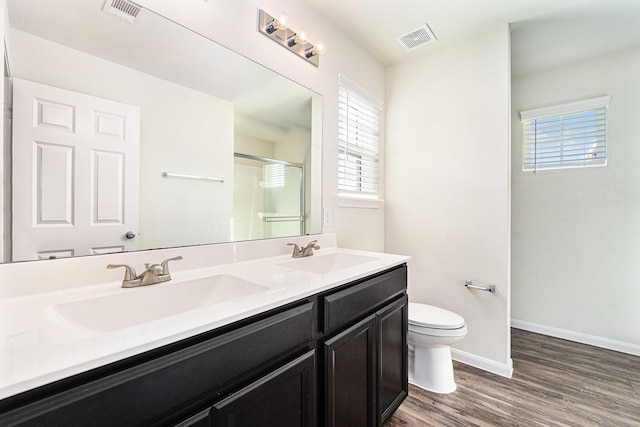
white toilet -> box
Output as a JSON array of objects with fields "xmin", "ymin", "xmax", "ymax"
[{"xmin": 408, "ymin": 302, "xmax": 467, "ymax": 394}]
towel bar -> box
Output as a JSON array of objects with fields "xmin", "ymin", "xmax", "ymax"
[
  {"xmin": 162, "ymin": 171, "xmax": 225, "ymax": 183},
  {"xmin": 464, "ymin": 281, "xmax": 495, "ymax": 293}
]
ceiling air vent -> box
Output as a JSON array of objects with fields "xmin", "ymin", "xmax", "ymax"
[
  {"xmin": 102, "ymin": 0, "xmax": 143, "ymax": 25},
  {"xmin": 396, "ymin": 24, "xmax": 437, "ymax": 51}
]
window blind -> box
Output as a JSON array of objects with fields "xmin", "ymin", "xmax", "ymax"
[
  {"xmin": 338, "ymin": 75, "xmax": 382, "ymax": 196},
  {"xmin": 521, "ymin": 96, "xmax": 610, "ymax": 171},
  {"xmin": 263, "ymin": 163, "xmax": 285, "ymax": 189}
]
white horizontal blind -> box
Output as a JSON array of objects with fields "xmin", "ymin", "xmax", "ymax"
[
  {"xmin": 338, "ymin": 75, "xmax": 382, "ymax": 196},
  {"xmin": 521, "ymin": 96, "xmax": 610, "ymax": 171},
  {"xmin": 263, "ymin": 163, "xmax": 285, "ymax": 189}
]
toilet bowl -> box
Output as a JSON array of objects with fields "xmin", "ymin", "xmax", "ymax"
[{"xmin": 408, "ymin": 303, "xmax": 467, "ymax": 394}]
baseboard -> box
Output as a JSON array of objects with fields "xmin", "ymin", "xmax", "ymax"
[
  {"xmin": 451, "ymin": 348, "xmax": 513, "ymax": 379},
  {"xmin": 511, "ymin": 319, "xmax": 640, "ymax": 357}
]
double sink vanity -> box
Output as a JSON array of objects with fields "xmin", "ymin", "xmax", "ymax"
[
  {"xmin": 0, "ymin": 1, "xmax": 409, "ymax": 425},
  {"xmin": 0, "ymin": 234, "xmax": 409, "ymax": 426}
]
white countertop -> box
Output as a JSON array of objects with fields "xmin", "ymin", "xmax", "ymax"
[{"xmin": 0, "ymin": 244, "xmax": 409, "ymax": 400}]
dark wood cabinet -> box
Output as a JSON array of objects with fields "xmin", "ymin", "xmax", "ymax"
[
  {"xmin": 324, "ymin": 315, "xmax": 377, "ymax": 427},
  {"xmin": 0, "ymin": 264, "xmax": 407, "ymax": 427},
  {"xmin": 211, "ymin": 350, "xmax": 316, "ymax": 427},
  {"xmin": 376, "ymin": 295, "xmax": 408, "ymax": 425},
  {"xmin": 174, "ymin": 409, "xmax": 211, "ymax": 427},
  {"xmin": 321, "ymin": 267, "xmax": 408, "ymax": 427}
]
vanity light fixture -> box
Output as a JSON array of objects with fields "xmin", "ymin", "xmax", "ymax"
[
  {"xmin": 305, "ymin": 42, "xmax": 326, "ymax": 58},
  {"xmin": 286, "ymin": 32, "xmax": 308, "ymax": 47},
  {"xmin": 258, "ymin": 9, "xmax": 323, "ymax": 67},
  {"xmin": 265, "ymin": 18, "xmax": 282, "ymax": 34},
  {"xmin": 263, "ymin": 11, "xmax": 289, "ymax": 34}
]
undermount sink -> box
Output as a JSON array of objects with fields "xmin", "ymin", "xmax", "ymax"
[
  {"xmin": 49, "ymin": 275, "xmax": 268, "ymax": 333},
  {"xmin": 279, "ymin": 252, "xmax": 379, "ymax": 274}
]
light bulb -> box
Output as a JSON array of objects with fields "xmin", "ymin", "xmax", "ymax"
[
  {"xmin": 265, "ymin": 19, "xmax": 281, "ymax": 34},
  {"xmin": 304, "ymin": 45, "xmax": 319, "ymax": 58},
  {"xmin": 277, "ymin": 13, "xmax": 289, "ymax": 30},
  {"xmin": 316, "ymin": 41, "xmax": 327, "ymax": 54},
  {"xmin": 305, "ymin": 41, "xmax": 326, "ymax": 58},
  {"xmin": 297, "ymin": 31, "xmax": 308, "ymax": 44},
  {"xmin": 286, "ymin": 33, "xmax": 308, "ymax": 47}
]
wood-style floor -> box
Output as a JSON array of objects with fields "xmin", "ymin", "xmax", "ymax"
[{"xmin": 386, "ymin": 328, "xmax": 640, "ymax": 426}]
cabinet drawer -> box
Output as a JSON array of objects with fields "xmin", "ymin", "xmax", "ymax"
[
  {"xmin": 0, "ymin": 302, "xmax": 315, "ymax": 427},
  {"xmin": 322, "ymin": 265, "xmax": 406, "ymax": 334}
]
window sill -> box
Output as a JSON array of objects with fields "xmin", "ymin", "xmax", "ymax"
[{"xmin": 336, "ymin": 194, "xmax": 384, "ymax": 209}]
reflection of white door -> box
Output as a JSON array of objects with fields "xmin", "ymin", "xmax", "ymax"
[{"xmin": 12, "ymin": 78, "xmax": 140, "ymax": 261}]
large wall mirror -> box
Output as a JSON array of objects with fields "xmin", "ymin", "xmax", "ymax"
[{"xmin": 1, "ymin": 0, "xmax": 322, "ymax": 263}]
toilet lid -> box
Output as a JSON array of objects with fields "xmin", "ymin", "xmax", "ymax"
[{"xmin": 408, "ymin": 303, "xmax": 465, "ymax": 329}]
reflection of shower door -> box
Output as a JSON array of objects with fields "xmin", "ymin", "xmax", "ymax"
[{"xmin": 233, "ymin": 154, "xmax": 303, "ymax": 241}]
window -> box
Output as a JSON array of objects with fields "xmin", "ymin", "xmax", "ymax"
[
  {"xmin": 338, "ymin": 75, "xmax": 382, "ymax": 199},
  {"xmin": 262, "ymin": 163, "xmax": 285, "ymax": 189},
  {"xmin": 521, "ymin": 96, "xmax": 610, "ymax": 171}
]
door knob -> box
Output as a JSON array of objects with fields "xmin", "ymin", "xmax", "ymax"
[{"xmin": 125, "ymin": 231, "xmax": 136, "ymax": 239}]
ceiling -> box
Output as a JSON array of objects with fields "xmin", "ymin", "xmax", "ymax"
[{"xmin": 304, "ymin": 0, "xmax": 640, "ymax": 74}]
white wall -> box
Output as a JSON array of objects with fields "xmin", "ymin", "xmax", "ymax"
[
  {"xmin": 386, "ymin": 25, "xmax": 512, "ymax": 375},
  {"xmin": 134, "ymin": 0, "xmax": 387, "ymax": 251},
  {"xmin": 512, "ymin": 47, "xmax": 640, "ymax": 350},
  {"xmin": 9, "ymin": 29, "xmax": 235, "ymax": 250}
]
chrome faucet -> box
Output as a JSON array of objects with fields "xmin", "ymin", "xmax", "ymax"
[
  {"xmin": 287, "ymin": 240, "xmax": 320, "ymax": 258},
  {"xmin": 107, "ymin": 256, "xmax": 183, "ymax": 288}
]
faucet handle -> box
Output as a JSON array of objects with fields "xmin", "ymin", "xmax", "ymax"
[
  {"xmin": 160, "ymin": 256, "xmax": 183, "ymax": 275},
  {"xmin": 107, "ymin": 264, "xmax": 142, "ymax": 288},
  {"xmin": 107, "ymin": 263, "xmax": 137, "ymax": 280},
  {"xmin": 287, "ymin": 242, "xmax": 301, "ymax": 256},
  {"xmin": 301, "ymin": 240, "xmax": 319, "ymax": 256}
]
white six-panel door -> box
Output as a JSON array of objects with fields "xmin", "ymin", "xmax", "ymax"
[{"xmin": 12, "ymin": 78, "xmax": 140, "ymax": 261}]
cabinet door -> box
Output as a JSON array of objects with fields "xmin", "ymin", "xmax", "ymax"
[
  {"xmin": 211, "ymin": 350, "xmax": 316, "ymax": 427},
  {"xmin": 377, "ymin": 295, "xmax": 408, "ymax": 425},
  {"xmin": 324, "ymin": 315, "xmax": 376, "ymax": 427}
]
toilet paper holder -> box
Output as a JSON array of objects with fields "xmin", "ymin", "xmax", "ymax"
[{"xmin": 465, "ymin": 280, "xmax": 495, "ymax": 293}]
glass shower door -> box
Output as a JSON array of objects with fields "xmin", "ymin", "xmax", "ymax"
[{"xmin": 233, "ymin": 154, "xmax": 304, "ymax": 241}]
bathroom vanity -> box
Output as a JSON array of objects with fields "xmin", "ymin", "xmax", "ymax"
[{"xmin": 0, "ymin": 237, "xmax": 409, "ymax": 426}]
